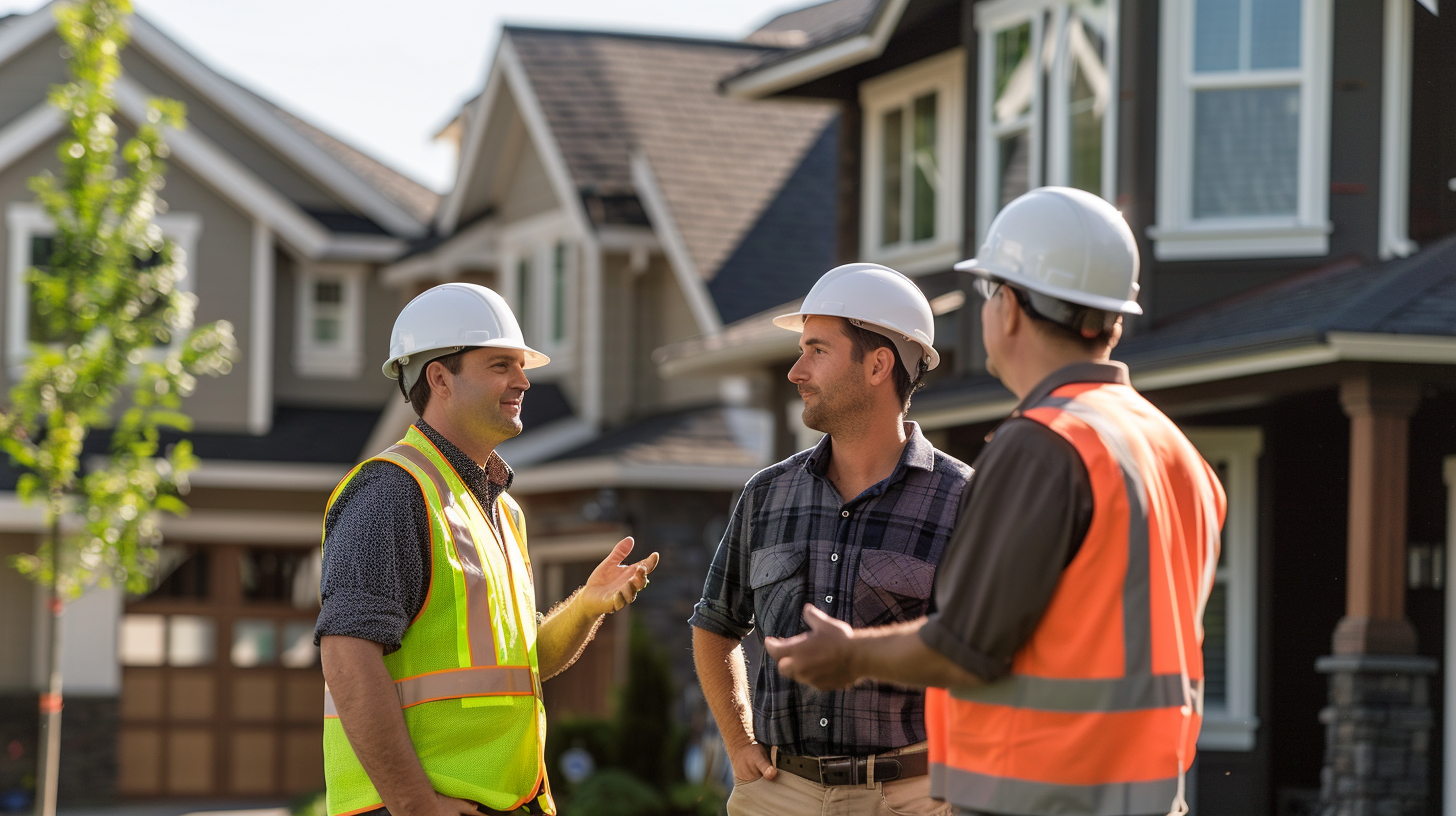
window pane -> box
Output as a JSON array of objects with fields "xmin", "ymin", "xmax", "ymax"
[
  {"xmin": 232, "ymin": 619, "xmax": 277, "ymax": 667},
  {"xmin": 314, "ymin": 281, "xmax": 343, "ymax": 305},
  {"xmin": 1193, "ymin": 87, "xmax": 1300, "ymax": 217},
  {"xmin": 167, "ymin": 615, "xmax": 216, "ymax": 667},
  {"xmin": 280, "ymin": 621, "xmax": 319, "ymax": 669},
  {"xmin": 994, "ymin": 23, "xmax": 1034, "ymax": 125},
  {"xmin": 911, "ymin": 93, "xmax": 938, "ymax": 242},
  {"xmin": 1194, "ymin": 0, "xmax": 1240, "ymax": 72},
  {"xmin": 120, "ymin": 614, "xmax": 166, "ymax": 666},
  {"xmin": 241, "ymin": 548, "xmax": 312, "ymax": 602},
  {"xmin": 313, "ymin": 316, "xmax": 340, "ymax": 344},
  {"xmin": 1250, "ymin": 0, "xmax": 1301, "ymax": 69},
  {"xmin": 552, "ymin": 242, "xmax": 567, "ymax": 343},
  {"xmin": 1203, "ymin": 581, "xmax": 1228, "ymax": 709},
  {"xmin": 997, "ymin": 130, "xmax": 1032, "ymax": 208},
  {"xmin": 516, "ymin": 258, "xmax": 532, "ymax": 338},
  {"xmin": 1067, "ymin": 3, "xmax": 1110, "ymax": 195},
  {"xmin": 880, "ymin": 108, "xmax": 904, "ymax": 246}
]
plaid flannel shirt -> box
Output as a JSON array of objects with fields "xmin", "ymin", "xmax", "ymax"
[{"xmin": 689, "ymin": 422, "xmax": 971, "ymax": 757}]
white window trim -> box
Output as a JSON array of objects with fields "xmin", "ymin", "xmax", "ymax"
[
  {"xmin": 1186, "ymin": 427, "xmax": 1263, "ymax": 752},
  {"xmin": 975, "ymin": 0, "xmax": 1120, "ymax": 244},
  {"xmin": 1151, "ymin": 0, "xmax": 1333, "ymax": 261},
  {"xmin": 5, "ymin": 202, "xmax": 202, "ymax": 375},
  {"xmin": 1442, "ymin": 455, "xmax": 1456, "ymax": 816},
  {"xmin": 293, "ymin": 263, "xmax": 365, "ymax": 379},
  {"xmin": 859, "ymin": 49, "xmax": 966, "ymax": 275},
  {"xmin": 500, "ymin": 209, "xmax": 577, "ymax": 372}
]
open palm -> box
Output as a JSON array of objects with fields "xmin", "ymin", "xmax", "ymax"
[{"xmin": 581, "ymin": 537, "xmax": 660, "ymax": 616}]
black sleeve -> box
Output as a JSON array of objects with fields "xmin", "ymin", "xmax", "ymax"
[
  {"xmin": 918, "ymin": 418, "xmax": 1094, "ymax": 682},
  {"xmin": 314, "ymin": 461, "xmax": 432, "ymax": 655}
]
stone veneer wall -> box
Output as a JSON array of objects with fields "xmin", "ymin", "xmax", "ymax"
[
  {"xmin": 0, "ymin": 694, "xmax": 116, "ymax": 805},
  {"xmin": 1318, "ymin": 655, "xmax": 1437, "ymax": 816}
]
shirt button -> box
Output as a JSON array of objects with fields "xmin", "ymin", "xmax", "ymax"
[
  {"xmin": 830, "ymin": 553, "xmax": 839, "ymax": 562},
  {"xmin": 825, "ymin": 595, "xmax": 834, "ymax": 603},
  {"xmin": 841, "ymin": 510, "xmax": 849, "ymax": 518},
  {"xmin": 820, "ymin": 718, "xmax": 829, "ymax": 727}
]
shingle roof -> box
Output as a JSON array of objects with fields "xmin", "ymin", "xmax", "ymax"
[
  {"xmin": 546, "ymin": 405, "xmax": 764, "ymax": 469},
  {"xmin": 507, "ymin": 27, "xmax": 837, "ymax": 320},
  {"xmin": 728, "ymin": 0, "xmax": 885, "ymax": 86}
]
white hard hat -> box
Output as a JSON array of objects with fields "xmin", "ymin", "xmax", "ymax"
[
  {"xmin": 956, "ymin": 187, "xmax": 1142, "ymax": 316},
  {"xmin": 773, "ymin": 263, "xmax": 939, "ymax": 376},
  {"xmin": 383, "ymin": 282, "xmax": 548, "ymax": 397}
]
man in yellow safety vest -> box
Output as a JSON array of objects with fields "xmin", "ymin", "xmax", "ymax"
[{"xmin": 316, "ymin": 283, "xmax": 659, "ymax": 816}]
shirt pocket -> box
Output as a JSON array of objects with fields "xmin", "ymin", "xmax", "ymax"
[
  {"xmin": 748, "ymin": 542, "xmax": 808, "ymax": 637},
  {"xmin": 852, "ymin": 549, "xmax": 936, "ymax": 628}
]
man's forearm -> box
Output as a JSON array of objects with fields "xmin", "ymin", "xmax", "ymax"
[
  {"xmin": 692, "ymin": 627, "xmax": 755, "ymax": 752},
  {"xmin": 320, "ymin": 635, "xmax": 435, "ymax": 816},
  {"xmin": 537, "ymin": 589, "xmax": 604, "ymax": 680},
  {"xmin": 850, "ymin": 618, "xmax": 984, "ymax": 689}
]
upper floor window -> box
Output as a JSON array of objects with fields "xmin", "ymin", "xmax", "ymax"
[
  {"xmin": 5, "ymin": 203, "xmax": 201, "ymax": 373},
  {"xmin": 1152, "ymin": 0, "xmax": 1332, "ymax": 260},
  {"xmin": 505, "ymin": 236, "xmax": 574, "ymax": 365},
  {"xmin": 293, "ymin": 264, "xmax": 364, "ymax": 379},
  {"xmin": 975, "ymin": 0, "xmax": 1119, "ymax": 242},
  {"xmin": 860, "ymin": 49, "xmax": 965, "ymax": 274}
]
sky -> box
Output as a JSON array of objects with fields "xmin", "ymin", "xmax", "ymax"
[{"xmin": 0, "ymin": 0, "xmax": 810, "ymax": 192}]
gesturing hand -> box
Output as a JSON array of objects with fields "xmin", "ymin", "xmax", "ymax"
[
  {"xmin": 763, "ymin": 604, "xmax": 861, "ymax": 690},
  {"xmin": 580, "ymin": 537, "xmax": 660, "ymax": 616}
]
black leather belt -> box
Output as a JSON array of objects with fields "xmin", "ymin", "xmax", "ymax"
[{"xmin": 774, "ymin": 749, "xmax": 929, "ymax": 786}]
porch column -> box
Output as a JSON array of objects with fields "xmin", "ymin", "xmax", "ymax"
[{"xmin": 1319, "ymin": 372, "xmax": 1434, "ymax": 816}]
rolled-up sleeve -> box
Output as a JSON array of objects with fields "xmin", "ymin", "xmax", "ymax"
[
  {"xmin": 919, "ymin": 419, "xmax": 1093, "ymax": 682},
  {"xmin": 688, "ymin": 481, "xmax": 760, "ymax": 641}
]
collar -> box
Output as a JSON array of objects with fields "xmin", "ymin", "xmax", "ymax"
[
  {"xmin": 1012, "ymin": 360, "xmax": 1130, "ymax": 416},
  {"xmin": 414, "ymin": 419, "xmax": 515, "ymax": 490},
  {"xmin": 803, "ymin": 420, "xmax": 937, "ymax": 480}
]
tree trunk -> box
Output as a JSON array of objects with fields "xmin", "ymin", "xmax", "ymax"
[{"xmin": 33, "ymin": 513, "xmax": 61, "ymax": 816}]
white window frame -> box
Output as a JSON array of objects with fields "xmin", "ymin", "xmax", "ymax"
[
  {"xmin": 975, "ymin": 0, "xmax": 1120, "ymax": 243},
  {"xmin": 1151, "ymin": 0, "xmax": 1333, "ymax": 261},
  {"xmin": 293, "ymin": 262, "xmax": 365, "ymax": 379},
  {"xmin": 1186, "ymin": 427, "xmax": 1262, "ymax": 752},
  {"xmin": 859, "ymin": 49, "xmax": 966, "ymax": 275},
  {"xmin": 501, "ymin": 209, "xmax": 576, "ymax": 371},
  {"xmin": 5, "ymin": 202, "xmax": 202, "ymax": 374}
]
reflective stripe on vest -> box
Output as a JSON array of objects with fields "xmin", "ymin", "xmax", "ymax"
[
  {"xmin": 323, "ymin": 665, "xmax": 537, "ymax": 717},
  {"xmin": 926, "ymin": 382, "xmax": 1224, "ymax": 816}
]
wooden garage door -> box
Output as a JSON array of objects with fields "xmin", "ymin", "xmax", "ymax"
[{"xmin": 118, "ymin": 543, "xmax": 325, "ymax": 797}]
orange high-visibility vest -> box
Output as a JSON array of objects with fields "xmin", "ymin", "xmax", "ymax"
[{"xmin": 926, "ymin": 381, "xmax": 1226, "ymax": 816}]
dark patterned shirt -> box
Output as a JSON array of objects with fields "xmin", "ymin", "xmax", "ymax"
[
  {"xmin": 689, "ymin": 422, "xmax": 971, "ymax": 756},
  {"xmin": 315, "ymin": 419, "xmax": 512, "ymax": 654}
]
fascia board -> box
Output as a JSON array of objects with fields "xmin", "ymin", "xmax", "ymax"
[
  {"xmin": 510, "ymin": 456, "xmax": 762, "ymax": 494},
  {"xmin": 0, "ymin": 3, "xmax": 60, "ymax": 72},
  {"xmin": 0, "ymin": 492, "xmax": 323, "ymax": 543},
  {"xmin": 437, "ymin": 45, "xmax": 507, "ymax": 234},
  {"xmin": 0, "ymin": 102, "xmax": 65, "ymax": 174},
  {"xmin": 630, "ymin": 151, "xmax": 723, "ymax": 337},
  {"xmin": 657, "ymin": 331, "xmax": 798, "ymax": 379},
  {"xmin": 721, "ymin": 0, "xmax": 911, "ymax": 99},
  {"xmin": 188, "ymin": 460, "xmax": 351, "ymax": 491},
  {"xmin": 114, "ymin": 76, "xmax": 333, "ymax": 258},
  {"xmin": 127, "ymin": 16, "xmax": 426, "ymax": 239}
]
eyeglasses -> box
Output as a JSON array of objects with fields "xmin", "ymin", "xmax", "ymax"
[{"xmin": 974, "ymin": 277, "xmax": 1004, "ymax": 300}]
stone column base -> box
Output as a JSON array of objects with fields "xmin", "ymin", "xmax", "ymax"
[{"xmin": 1317, "ymin": 654, "xmax": 1437, "ymax": 816}]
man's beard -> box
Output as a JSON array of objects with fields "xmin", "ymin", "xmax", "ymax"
[{"xmin": 801, "ymin": 375, "xmax": 871, "ymax": 435}]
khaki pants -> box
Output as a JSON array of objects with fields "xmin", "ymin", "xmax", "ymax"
[{"xmin": 726, "ymin": 765, "xmax": 951, "ymax": 816}]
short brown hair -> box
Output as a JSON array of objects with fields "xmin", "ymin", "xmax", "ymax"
[
  {"xmin": 840, "ymin": 320, "xmax": 926, "ymax": 412},
  {"xmin": 408, "ymin": 351, "xmax": 466, "ymax": 417}
]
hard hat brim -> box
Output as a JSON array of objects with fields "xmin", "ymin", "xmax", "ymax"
[
  {"xmin": 382, "ymin": 340, "xmax": 551, "ymax": 380},
  {"xmin": 772, "ymin": 310, "xmax": 941, "ymax": 372},
  {"xmin": 955, "ymin": 258, "xmax": 1144, "ymax": 316}
]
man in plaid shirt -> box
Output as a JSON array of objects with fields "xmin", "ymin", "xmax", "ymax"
[{"xmin": 689, "ymin": 264, "xmax": 972, "ymax": 816}]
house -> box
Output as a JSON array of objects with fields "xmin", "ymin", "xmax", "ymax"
[
  {"xmin": 656, "ymin": 0, "xmax": 1456, "ymax": 813},
  {"xmin": 0, "ymin": 2, "xmax": 437, "ymax": 800}
]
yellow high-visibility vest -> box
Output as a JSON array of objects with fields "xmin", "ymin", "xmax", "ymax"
[{"xmin": 322, "ymin": 426, "xmax": 554, "ymax": 816}]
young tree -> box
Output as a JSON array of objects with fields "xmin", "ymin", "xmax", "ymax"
[{"xmin": 2, "ymin": 2, "xmax": 237, "ymax": 814}]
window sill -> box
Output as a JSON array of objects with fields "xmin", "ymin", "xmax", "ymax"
[
  {"xmin": 1198, "ymin": 712, "xmax": 1260, "ymax": 751},
  {"xmin": 294, "ymin": 351, "xmax": 362, "ymax": 379},
  {"xmin": 863, "ymin": 240, "xmax": 963, "ymax": 276},
  {"xmin": 1148, "ymin": 222, "xmax": 1332, "ymax": 262}
]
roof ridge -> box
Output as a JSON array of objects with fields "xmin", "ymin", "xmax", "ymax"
[{"xmin": 503, "ymin": 24, "xmax": 774, "ymax": 50}]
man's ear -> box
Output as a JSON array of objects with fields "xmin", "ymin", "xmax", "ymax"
[
  {"xmin": 426, "ymin": 360, "xmax": 452, "ymax": 403},
  {"xmin": 866, "ymin": 346, "xmax": 896, "ymax": 387},
  {"xmin": 998, "ymin": 289, "xmax": 1023, "ymax": 336}
]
